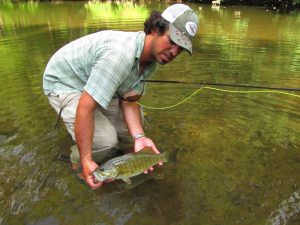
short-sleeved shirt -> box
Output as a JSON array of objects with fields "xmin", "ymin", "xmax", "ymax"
[{"xmin": 43, "ymin": 30, "xmax": 157, "ymax": 109}]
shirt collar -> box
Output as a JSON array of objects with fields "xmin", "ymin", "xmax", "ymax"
[{"xmin": 136, "ymin": 31, "xmax": 145, "ymax": 59}]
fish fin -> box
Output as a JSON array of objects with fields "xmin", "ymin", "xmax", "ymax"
[
  {"xmin": 136, "ymin": 147, "xmax": 156, "ymax": 155},
  {"xmin": 122, "ymin": 178, "xmax": 132, "ymax": 185},
  {"xmin": 163, "ymin": 149, "xmax": 179, "ymax": 163}
]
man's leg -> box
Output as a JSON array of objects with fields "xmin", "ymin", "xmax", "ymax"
[
  {"xmin": 101, "ymin": 99, "xmax": 144, "ymax": 153},
  {"xmin": 47, "ymin": 92, "xmax": 118, "ymax": 164}
]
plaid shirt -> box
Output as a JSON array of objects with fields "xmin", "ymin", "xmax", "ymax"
[{"xmin": 43, "ymin": 30, "xmax": 157, "ymax": 109}]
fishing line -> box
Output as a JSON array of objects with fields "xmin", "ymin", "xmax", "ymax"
[
  {"xmin": 137, "ymin": 81, "xmax": 300, "ymax": 110},
  {"xmin": 142, "ymin": 79, "xmax": 300, "ymax": 92},
  {"xmin": 138, "ymin": 87, "xmax": 205, "ymax": 110}
]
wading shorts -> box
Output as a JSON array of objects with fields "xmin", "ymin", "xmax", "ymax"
[{"xmin": 47, "ymin": 92, "xmax": 139, "ymax": 164}]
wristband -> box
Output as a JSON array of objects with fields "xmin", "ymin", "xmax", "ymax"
[{"xmin": 133, "ymin": 133, "xmax": 145, "ymax": 140}]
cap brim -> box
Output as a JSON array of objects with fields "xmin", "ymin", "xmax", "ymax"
[{"xmin": 169, "ymin": 24, "xmax": 192, "ymax": 55}]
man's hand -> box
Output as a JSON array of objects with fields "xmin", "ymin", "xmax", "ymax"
[
  {"xmin": 81, "ymin": 158, "xmax": 103, "ymax": 189},
  {"xmin": 134, "ymin": 136, "xmax": 162, "ymax": 173}
]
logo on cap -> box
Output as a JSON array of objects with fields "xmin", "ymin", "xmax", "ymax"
[{"xmin": 185, "ymin": 22, "xmax": 197, "ymax": 37}]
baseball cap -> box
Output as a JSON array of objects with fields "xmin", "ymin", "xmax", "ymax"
[{"xmin": 162, "ymin": 4, "xmax": 198, "ymax": 55}]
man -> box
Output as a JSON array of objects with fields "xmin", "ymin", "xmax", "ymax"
[{"xmin": 43, "ymin": 4, "xmax": 198, "ymax": 189}]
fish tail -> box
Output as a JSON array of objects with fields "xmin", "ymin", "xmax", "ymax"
[{"xmin": 161, "ymin": 150, "xmax": 177, "ymax": 163}]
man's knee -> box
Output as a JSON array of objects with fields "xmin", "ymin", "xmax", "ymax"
[
  {"xmin": 92, "ymin": 129, "xmax": 118, "ymax": 163},
  {"xmin": 92, "ymin": 126, "xmax": 118, "ymax": 150}
]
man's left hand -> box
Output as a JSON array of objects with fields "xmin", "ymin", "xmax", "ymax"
[{"xmin": 134, "ymin": 137, "xmax": 163, "ymax": 173}]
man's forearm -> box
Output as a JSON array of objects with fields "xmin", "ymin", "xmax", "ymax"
[
  {"xmin": 75, "ymin": 106, "xmax": 94, "ymax": 163},
  {"xmin": 121, "ymin": 101, "xmax": 144, "ymax": 138},
  {"xmin": 75, "ymin": 92, "xmax": 97, "ymax": 164},
  {"xmin": 122, "ymin": 100, "xmax": 160, "ymax": 155}
]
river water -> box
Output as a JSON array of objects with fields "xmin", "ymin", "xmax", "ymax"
[{"xmin": 0, "ymin": 1, "xmax": 300, "ymax": 225}]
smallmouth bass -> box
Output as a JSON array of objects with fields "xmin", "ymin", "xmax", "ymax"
[{"xmin": 93, "ymin": 149, "xmax": 170, "ymax": 184}]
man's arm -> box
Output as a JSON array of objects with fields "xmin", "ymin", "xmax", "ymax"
[
  {"xmin": 75, "ymin": 91, "xmax": 102, "ymax": 189},
  {"xmin": 121, "ymin": 100, "xmax": 160, "ymax": 154},
  {"xmin": 121, "ymin": 100, "xmax": 162, "ymax": 173}
]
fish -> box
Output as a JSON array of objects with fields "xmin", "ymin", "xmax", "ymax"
[{"xmin": 93, "ymin": 148, "xmax": 170, "ymax": 185}]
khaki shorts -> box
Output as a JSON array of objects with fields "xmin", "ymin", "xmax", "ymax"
[{"xmin": 47, "ymin": 92, "xmax": 139, "ymax": 164}]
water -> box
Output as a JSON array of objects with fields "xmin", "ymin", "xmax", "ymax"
[
  {"xmin": 0, "ymin": 1, "xmax": 300, "ymax": 225},
  {"xmin": 267, "ymin": 191, "xmax": 300, "ymax": 225}
]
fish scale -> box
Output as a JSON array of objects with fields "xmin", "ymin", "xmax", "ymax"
[
  {"xmin": 93, "ymin": 150, "xmax": 169, "ymax": 184},
  {"xmin": 115, "ymin": 153, "xmax": 161, "ymax": 177}
]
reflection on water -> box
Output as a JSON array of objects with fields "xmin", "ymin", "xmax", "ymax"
[
  {"xmin": 0, "ymin": 1, "xmax": 300, "ymax": 225},
  {"xmin": 267, "ymin": 191, "xmax": 300, "ymax": 225}
]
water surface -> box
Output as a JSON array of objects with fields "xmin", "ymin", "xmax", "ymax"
[{"xmin": 0, "ymin": 2, "xmax": 300, "ymax": 225}]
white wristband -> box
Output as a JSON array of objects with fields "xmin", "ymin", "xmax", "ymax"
[{"xmin": 133, "ymin": 134, "xmax": 145, "ymax": 140}]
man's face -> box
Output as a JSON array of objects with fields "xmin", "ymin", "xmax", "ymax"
[{"xmin": 151, "ymin": 30, "xmax": 183, "ymax": 65}]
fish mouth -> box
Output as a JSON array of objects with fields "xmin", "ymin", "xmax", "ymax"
[{"xmin": 92, "ymin": 171, "xmax": 104, "ymax": 183}]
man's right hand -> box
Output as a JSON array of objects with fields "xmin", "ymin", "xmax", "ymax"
[
  {"xmin": 75, "ymin": 92, "xmax": 104, "ymax": 189},
  {"xmin": 82, "ymin": 158, "xmax": 103, "ymax": 189}
]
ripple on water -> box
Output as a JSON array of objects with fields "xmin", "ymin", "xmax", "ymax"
[
  {"xmin": 11, "ymin": 144, "xmax": 24, "ymax": 156},
  {"xmin": 266, "ymin": 191, "xmax": 300, "ymax": 225},
  {"xmin": 10, "ymin": 197, "xmax": 24, "ymax": 215},
  {"xmin": 27, "ymin": 216, "xmax": 59, "ymax": 225}
]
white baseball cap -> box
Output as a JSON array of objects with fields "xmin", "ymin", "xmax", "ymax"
[{"xmin": 162, "ymin": 4, "xmax": 199, "ymax": 54}]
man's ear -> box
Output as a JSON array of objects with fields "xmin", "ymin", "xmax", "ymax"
[
  {"xmin": 151, "ymin": 28, "xmax": 164, "ymax": 36},
  {"xmin": 151, "ymin": 29, "xmax": 159, "ymax": 36}
]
